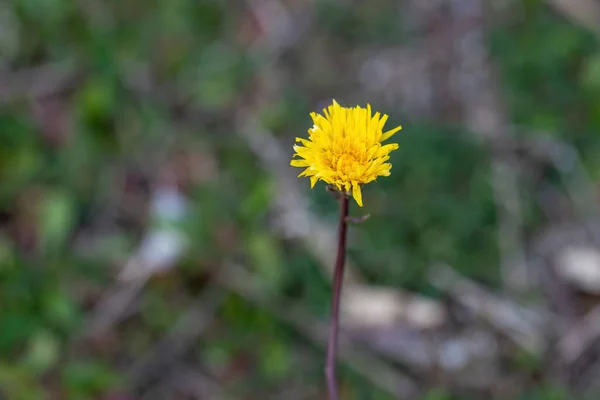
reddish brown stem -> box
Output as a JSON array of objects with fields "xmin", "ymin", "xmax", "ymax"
[{"xmin": 325, "ymin": 194, "xmax": 349, "ymax": 400}]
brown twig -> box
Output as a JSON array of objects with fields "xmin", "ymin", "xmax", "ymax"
[
  {"xmin": 327, "ymin": 185, "xmax": 342, "ymax": 200},
  {"xmin": 345, "ymin": 214, "xmax": 370, "ymax": 224},
  {"xmin": 326, "ymin": 193, "xmax": 350, "ymax": 400}
]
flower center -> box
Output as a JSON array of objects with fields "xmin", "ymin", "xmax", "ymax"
[
  {"xmin": 334, "ymin": 153, "xmax": 358, "ymax": 172},
  {"xmin": 326, "ymin": 141, "xmax": 367, "ymax": 181}
]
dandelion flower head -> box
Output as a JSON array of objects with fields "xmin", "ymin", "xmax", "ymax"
[{"xmin": 290, "ymin": 100, "xmax": 401, "ymax": 207}]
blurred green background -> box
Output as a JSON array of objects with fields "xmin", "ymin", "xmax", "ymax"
[{"xmin": 2, "ymin": 0, "xmax": 600, "ymax": 399}]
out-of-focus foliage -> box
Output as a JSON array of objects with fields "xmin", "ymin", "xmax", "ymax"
[{"xmin": 1, "ymin": 0, "xmax": 599, "ymax": 399}]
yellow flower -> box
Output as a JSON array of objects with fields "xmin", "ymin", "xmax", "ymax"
[{"xmin": 290, "ymin": 100, "xmax": 401, "ymax": 207}]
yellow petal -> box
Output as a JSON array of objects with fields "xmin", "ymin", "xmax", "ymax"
[
  {"xmin": 374, "ymin": 143, "xmax": 399, "ymax": 158},
  {"xmin": 298, "ymin": 167, "xmax": 314, "ymax": 177},
  {"xmin": 295, "ymin": 138, "xmax": 313, "ymax": 147},
  {"xmin": 290, "ymin": 159, "xmax": 309, "ymax": 167},
  {"xmin": 366, "ymin": 145, "xmax": 379, "ymax": 160},
  {"xmin": 293, "ymin": 146, "xmax": 313, "ymax": 158},
  {"xmin": 371, "ymin": 112, "xmax": 382, "ymax": 128},
  {"xmin": 352, "ymin": 183, "xmax": 363, "ymax": 207},
  {"xmin": 375, "ymin": 163, "xmax": 392, "ymax": 176},
  {"xmin": 310, "ymin": 175, "xmax": 319, "ymax": 188},
  {"xmin": 381, "ymin": 125, "xmax": 402, "ymax": 141},
  {"xmin": 378, "ymin": 114, "xmax": 388, "ymax": 131}
]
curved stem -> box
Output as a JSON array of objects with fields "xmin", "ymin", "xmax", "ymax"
[{"xmin": 325, "ymin": 194, "xmax": 349, "ymax": 400}]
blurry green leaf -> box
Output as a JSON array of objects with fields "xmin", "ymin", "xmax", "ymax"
[
  {"xmin": 39, "ymin": 189, "xmax": 75, "ymax": 252},
  {"xmin": 0, "ymin": 313, "xmax": 38, "ymax": 353},
  {"xmin": 0, "ymin": 234, "xmax": 16, "ymax": 273},
  {"xmin": 490, "ymin": 9, "xmax": 591, "ymax": 134},
  {"xmin": 12, "ymin": 149, "xmax": 40, "ymax": 182},
  {"xmin": 16, "ymin": 0, "xmax": 71, "ymax": 26},
  {"xmin": 77, "ymin": 230, "xmax": 132, "ymax": 263},
  {"xmin": 221, "ymin": 294, "xmax": 255, "ymax": 328},
  {"xmin": 0, "ymin": 133, "xmax": 41, "ymax": 201},
  {"xmin": 203, "ymin": 342, "xmax": 233, "ymax": 376},
  {"xmin": 518, "ymin": 384, "xmax": 570, "ymax": 400},
  {"xmin": 194, "ymin": 43, "xmax": 243, "ymax": 110},
  {"xmin": 62, "ymin": 361, "xmax": 120, "ymax": 398},
  {"xmin": 0, "ymin": 8, "xmax": 20, "ymax": 65},
  {"xmin": 317, "ymin": 0, "xmax": 405, "ymax": 45},
  {"xmin": 193, "ymin": 0, "xmax": 224, "ymax": 40},
  {"xmin": 526, "ymin": 112, "xmax": 563, "ymax": 133},
  {"xmin": 512, "ymin": 347, "xmax": 542, "ymax": 372},
  {"xmin": 22, "ymin": 329, "xmax": 60, "ymax": 374},
  {"xmin": 43, "ymin": 289, "xmax": 77, "ymax": 330},
  {"xmin": 259, "ymin": 340, "xmax": 290, "ymax": 380},
  {"xmin": 140, "ymin": 291, "xmax": 179, "ymax": 331},
  {"xmin": 422, "ymin": 388, "xmax": 452, "ymax": 400},
  {"xmin": 0, "ymin": 364, "xmax": 46, "ymax": 400},
  {"xmin": 239, "ymin": 178, "xmax": 273, "ymax": 223},
  {"xmin": 246, "ymin": 232, "xmax": 284, "ymax": 293},
  {"xmin": 78, "ymin": 77, "xmax": 115, "ymax": 121},
  {"xmin": 581, "ymin": 53, "xmax": 600, "ymax": 92},
  {"xmin": 259, "ymin": 100, "xmax": 290, "ymax": 132}
]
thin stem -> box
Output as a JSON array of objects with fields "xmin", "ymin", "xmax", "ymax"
[{"xmin": 325, "ymin": 193, "xmax": 349, "ymax": 400}]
